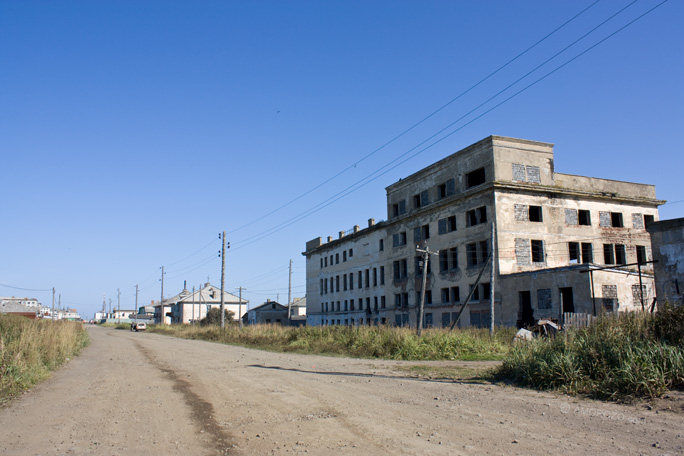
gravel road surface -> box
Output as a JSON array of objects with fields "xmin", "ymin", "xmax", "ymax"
[{"xmin": 0, "ymin": 326, "xmax": 682, "ymax": 455}]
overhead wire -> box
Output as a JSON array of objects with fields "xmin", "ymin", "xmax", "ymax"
[
  {"xmin": 229, "ymin": 0, "xmax": 659, "ymax": 252},
  {"xmin": 225, "ymin": 0, "xmax": 603, "ymax": 237}
]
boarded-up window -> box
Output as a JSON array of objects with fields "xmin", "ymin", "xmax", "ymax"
[
  {"xmin": 632, "ymin": 284, "xmax": 647, "ymax": 306},
  {"xmin": 515, "ymin": 204, "xmax": 528, "ymax": 221},
  {"xmin": 515, "ymin": 238, "xmax": 531, "ymax": 265},
  {"xmin": 526, "ymin": 165, "xmax": 541, "ymax": 183},
  {"xmin": 512, "ymin": 163, "xmax": 526, "ymax": 182},
  {"xmin": 537, "ymin": 289, "xmax": 552, "ymax": 309},
  {"xmin": 565, "ymin": 208, "xmax": 578, "ymax": 225},
  {"xmin": 599, "ymin": 211, "xmax": 611, "ymax": 227},
  {"xmin": 602, "ymin": 285, "xmax": 618, "ymax": 311},
  {"xmin": 632, "ymin": 213, "xmax": 644, "ymax": 229}
]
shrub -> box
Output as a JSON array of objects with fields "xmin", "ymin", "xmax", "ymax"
[{"xmin": 200, "ymin": 308, "xmax": 235, "ymax": 326}]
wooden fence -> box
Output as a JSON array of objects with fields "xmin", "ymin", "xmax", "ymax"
[{"xmin": 562, "ymin": 312, "xmax": 596, "ymax": 329}]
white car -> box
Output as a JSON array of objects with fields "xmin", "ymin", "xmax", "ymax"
[{"xmin": 130, "ymin": 322, "xmax": 147, "ymax": 332}]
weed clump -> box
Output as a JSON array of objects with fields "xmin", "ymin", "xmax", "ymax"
[{"xmin": 495, "ymin": 308, "xmax": 684, "ymax": 400}]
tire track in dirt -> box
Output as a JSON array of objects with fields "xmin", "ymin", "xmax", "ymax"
[{"xmin": 134, "ymin": 340, "xmax": 234, "ymax": 455}]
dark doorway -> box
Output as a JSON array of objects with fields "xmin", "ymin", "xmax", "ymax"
[
  {"xmin": 560, "ymin": 287, "xmax": 574, "ymax": 313},
  {"xmin": 517, "ymin": 291, "xmax": 534, "ymax": 328}
]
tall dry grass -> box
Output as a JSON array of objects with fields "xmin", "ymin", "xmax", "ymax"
[
  {"xmin": 495, "ymin": 306, "xmax": 684, "ymax": 400},
  {"xmin": 148, "ymin": 323, "xmax": 514, "ymax": 360},
  {"xmin": 0, "ymin": 315, "xmax": 89, "ymax": 403}
]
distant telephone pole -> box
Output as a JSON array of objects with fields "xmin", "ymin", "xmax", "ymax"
[
  {"xmin": 415, "ymin": 246, "xmax": 436, "ymax": 337},
  {"xmin": 117, "ymin": 288, "xmax": 121, "ymax": 324},
  {"xmin": 287, "ymin": 259, "xmax": 293, "ymax": 322},
  {"xmin": 237, "ymin": 287, "xmax": 246, "ymax": 328},
  {"xmin": 135, "ymin": 284, "xmax": 139, "ymax": 324},
  {"xmin": 220, "ymin": 231, "xmax": 226, "ymax": 328},
  {"xmin": 160, "ymin": 266, "xmax": 165, "ymax": 325},
  {"xmin": 52, "ymin": 287, "xmax": 55, "ymax": 321}
]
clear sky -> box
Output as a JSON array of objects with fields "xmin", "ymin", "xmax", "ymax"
[{"xmin": 1, "ymin": 0, "xmax": 682, "ymax": 319}]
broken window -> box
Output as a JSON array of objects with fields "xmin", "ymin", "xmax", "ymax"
[
  {"xmin": 466, "ymin": 206, "xmax": 487, "ymax": 227},
  {"xmin": 439, "ymin": 250, "xmax": 449, "ymax": 272},
  {"xmin": 615, "ymin": 244, "xmax": 626, "ymax": 264},
  {"xmin": 636, "ymin": 245, "xmax": 647, "ymax": 264},
  {"xmin": 466, "ymin": 167, "xmax": 486, "ymax": 188},
  {"xmin": 578, "ymin": 210, "xmax": 591, "ymax": 226},
  {"xmin": 380, "ymin": 266, "xmax": 385, "ymax": 285},
  {"xmin": 603, "ymin": 244, "xmax": 615, "ymax": 265},
  {"xmin": 569, "ymin": 242, "xmax": 580, "ymax": 263},
  {"xmin": 531, "ymin": 240, "xmax": 544, "ymax": 263},
  {"xmin": 644, "ymin": 214, "xmax": 655, "ymax": 226},
  {"xmin": 529, "ymin": 206, "xmax": 543, "ymax": 222},
  {"xmin": 392, "ymin": 231, "xmax": 407, "ymax": 247},
  {"xmin": 466, "ymin": 243, "xmax": 478, "ymax": 266},
  {"xmin": 581, "ymin": 243, "xmax": 593, "ymax": 263},
  {"xmin": 480, "ymin": 241, "xmax": 489, "ymax": 263}
]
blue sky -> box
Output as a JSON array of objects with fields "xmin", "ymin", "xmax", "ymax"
[{"xmin": 1, "ymin": 0, "xmax": 682, "ymax": 319}]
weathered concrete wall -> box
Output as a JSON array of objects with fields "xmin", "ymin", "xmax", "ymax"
[{"xmin": 647, "ymin": 218, "xmax": 684, "ymax": 306}]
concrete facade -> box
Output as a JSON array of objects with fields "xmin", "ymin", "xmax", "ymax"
[
  {"xmin": 303, "ymin": 136, "xmax": 662, "ymax": 328},
  {"xmin": 246, "ymin": 300, "xmax": 289, "ymax": 325},
  {"xmin": 647, "ymin": 217, "xmax": 684, "ymax": 307},
  {"xmin": 155, "ymin": 283, "xmax": 248, "ymax": 324}
]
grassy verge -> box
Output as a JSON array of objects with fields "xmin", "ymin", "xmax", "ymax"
[
  {"xmin": 0, "ymin": 315, "xmax": 90, "ymax": 404},
  {"xmin": 148, "ymin": 324, "xmax": 515, "ymax": 361},
  {"xmin": 494, "ymin": 305, "xmax": 684, "ymax": 401},
  {"xmin": 396, "ymin": 364, "xmax": 495, "ymax": 383}
]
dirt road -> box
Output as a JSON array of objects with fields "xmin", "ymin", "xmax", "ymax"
[{"xmin": 0, "ymin": 326, "xmax": 682, "ymax": 455}]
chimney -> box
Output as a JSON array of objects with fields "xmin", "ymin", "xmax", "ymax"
[
  {"xmin": 368, "ymin": 218, "xmax": 375, "ymax": 227},
  {"xmin": 354, "ymin": 225, "xmax": 360, "ymax": 232},
  {"xmin": 327, "ymin": 236, "xmax": 333, "ymax": 242}
]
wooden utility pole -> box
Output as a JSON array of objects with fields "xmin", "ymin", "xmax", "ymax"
[
  {"xmin": 237, "ymin": 287, "xmax": 245, "ymax": 328},
  {"xmin": 220, "ymin": 231, "xmax": 226, "ymax": 329},
  {"xmin": 191, "ymin": 286, "xmax": 195, "ymax": 325},
  {"xmin": 52, "ymin": 287, "xmax": 55, "ymax": 321},
  {"xmin": 160, "ymin": 266, "xmax": 165, "ymax": 325},
  {"xmin": 117, "ymin": 288, "xmax": 121, "ymax": 324},
  {"xmin": 415, "ymin": 246, "xmax": 435, "ymax": 337},
  {"xmin": 490, "ymin": 222, "xmax": 496, "ymax": 336},
  {"xmin": 287, "ymin": 259, "xmax": 292, "ymax": 323},
  {"xmin": 135, "ymin": 284, "xmax": 139, "ymax": 325}
]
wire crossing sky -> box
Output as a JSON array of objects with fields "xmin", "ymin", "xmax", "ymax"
[{"xmin": 1, "ymin": 1, "xmax": 682, "ymax": 318}]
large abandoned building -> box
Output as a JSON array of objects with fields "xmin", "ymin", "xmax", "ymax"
[{"xmin": 303, "ymin": 136, "xmax": 662, "ymax": 328}]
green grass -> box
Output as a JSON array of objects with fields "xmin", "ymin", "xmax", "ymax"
[
  {"xmin": 0, "ymin": 315, "xmax": 89, "ymax": 404},
  {"xmin": 397, "ymin": 364, "xmax": 494, "ymax": 382},
  {"xmin": 148, "ymin": 323, "xmax": 516, "ymax": 361},
  {"xmin": 494, "ymin": 305, "xmax": 684, "ymax": 401}
]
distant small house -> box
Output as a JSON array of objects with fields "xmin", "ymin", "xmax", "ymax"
[
  {"xmin": 289, "ymin": 297, "xmax": 307, "ymax": 326},
  {"xmin": 0, "ymin": 300, "xmax": 39, "ymax": 319},
  {"xmin": 155, "ymin": 282, "xmax": 248, "ymax": 325},
  {"xmin": 246, "ymin": 300, "xmax": 288, "ymax": 325}
]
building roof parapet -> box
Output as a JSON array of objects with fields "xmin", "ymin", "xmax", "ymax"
[{"xmin": 303, "ymin": 219, "xmax": 386, "ymax": 256}]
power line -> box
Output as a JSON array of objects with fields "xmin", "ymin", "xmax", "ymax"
[
  {"xmin": 225, "ymin": 0, "xmax": 602, "ymax": 237},
  {"xmin": 0, "ymin": 283, "xmax": 53, "ymax": 292},
  {"xmin": 229, "ymin": 0, "xmax": 665, "ymax": 251}
]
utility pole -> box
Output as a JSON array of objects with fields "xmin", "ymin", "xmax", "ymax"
[
  {"xmin": 109, "ymin": 298, "xmax": 112, "ymax": 316},
  {"xmin": 490, "ymin": 222, "xmax": 496, "ymax": 336},
  {"xmin": 237, "ymin": 287, "xmax": 245, "ymax": 328},
  {"xmin": 220, "ymin": 231, "xmax": 226, "ymax": 329},
  {"xmin": 287, "ymin": 259, "xmax": 293, "ymax": 323},
  {"xmin": 160, "ymin": 266, "xmax": 165, "ymax": 325},
  {"xmin": 117, "ymin": 288, "xmax": 121, "ymax": 324},
  {"xmin": 135, "ymin": 284, "xmax": 139, "ymax": 325},
  {"xmin": 191, "ymin": 286, "xmax": 195, "ymax": 325},
  {"xmin": 52, "ymin": 287, "xmax": 55, "ymax": 321},
  {"xmin": 415, "ymin": 246, "xmax": 436, "ymax": 337}
]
